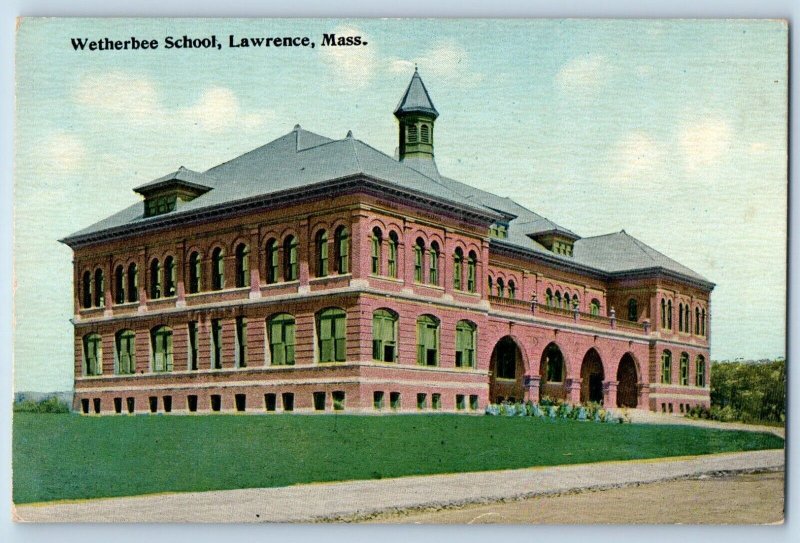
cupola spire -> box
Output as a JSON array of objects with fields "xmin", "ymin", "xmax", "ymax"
[{"xmin": 394, "ymin": 69, "xmax": 438, "ymax": 166}]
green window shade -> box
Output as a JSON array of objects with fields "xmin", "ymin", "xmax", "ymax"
[
  {"xmin": 318, "ymin": 309, "xmax": 346, "ymax": 363},
  {"xmin": 189, "ymin": 254, "xmax": 201, "ymax": 293},
  {"xmin": 680, "ymin": 354, "xmax": 689, "ymax": 386},
  {"xmin": 235, "ymin": 317, "xmax": 247, "ymax": 367},
  {"xmin": 211, "ymin": 320, "xmax": 222, "ymax": 369},
  {"xmin": 269, "ymin": 315, "xmax": 296, "ymax": 365},
  {"xmin": 371, "ymin": 235, "xmax": 381, "ymax": 275},
  {"xmin": 128, "ymin": 264, "xmax": 139, "ymax": 302},
  {"xmin": 414, "ymin": 246, "xmax": 423, "ymax": 282},
  {"xmin": 212, "ymin": 249, "xmax": 224, "ymax": 290},
  {"xmin": 429, "ymin": 249, "xmax": 438, "ymax": 285},
  {"xmin": 152, "ymin": 327, "xmax": 173, "ymax": 372},
  {"xmin": 336, "ymin": 229, "xmax": 350, "ymax": 274},
  {"xmin": 388, "ymin": 239, "xmax": 397, "ymax": 277},
  {"xmin": 236, "ymin": 245, "xmax": 250, "ymax": 288},
  {"xmin": 467, "ymin": 258, "xmax": 476, "ymax": 292},
  {"xmin": 372, "ymin": 310, "xmax": 397, "ymax": 362},
  {"xmin": 455, "ymin": 322, "xmax": 476, "ymax": 368},
  {"xmin": 164, "ymin": 258, "xmax": 176, "ymax": 296},
  {"xmin": 696, "ymin": 357, "xmax": 706, "ymax": 387},
  {"xmin": 661, "ymin": 352, "xmax": 672, "ymax": 384},
  {"xmin": 188, "ymin": 321, "xmax": 199, "ymax": 370},
  {"xmin": 317, "ymin": 232, "xmax": 328, "ymax": 277},
  {"xmin": 116, "ymin": 331, "xmax": 135, "ymax": 374},
  {"xmin": 267, "ymin": 241, "xmax": 279, "ymax": 283},
  {"xmin": 285, "ymin": 237, "xmax": 299, "ymax": 281},
  {"xmin": 453, "ymin": 254, "xmax": 462, "ymax": 290},
  {"xmin": 416, "ymin": 317, "xmax": 439, "ymax": 366},
  {"xmin": 84, "ymin": 334, "xmax": 102, "ymax": 375}
]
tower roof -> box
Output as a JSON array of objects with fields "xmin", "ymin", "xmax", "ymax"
[{"xmin": 394, "ymin": 69, "xmax": 439, "ymax": 119}]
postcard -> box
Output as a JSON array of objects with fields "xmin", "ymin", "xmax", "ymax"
[{"xmin": 12, "ymin": 18, "xmax": 787, "ymax": 523}]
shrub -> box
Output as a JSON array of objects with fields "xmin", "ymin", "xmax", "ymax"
[{"xmin": 14, "ymin": 397, "xmax": 70, "ymax": 414}]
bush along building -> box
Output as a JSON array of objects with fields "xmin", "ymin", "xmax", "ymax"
[{"xmin": 61, "ymin": 70, "xmax": 714, "ymax": 416}]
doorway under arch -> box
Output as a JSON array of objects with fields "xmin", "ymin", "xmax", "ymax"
[
  {"xmin": 580, "ymin": 348, "xmax": 605, "ymax": 404},
  {"xmin": 539, "ymin": 342, "xmax": 567, "ymax": 401},
  {"xmin": 489, "ymin": 337, "xmax": 525, "ymax": 403},
  {"xmin": 616, "ymin": 353, "xmax": 639, "ymax": 408}
]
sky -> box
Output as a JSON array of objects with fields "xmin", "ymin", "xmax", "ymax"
[{"xmin": 13, "ymin": 18, "xmax": 787, "ymax": 392}]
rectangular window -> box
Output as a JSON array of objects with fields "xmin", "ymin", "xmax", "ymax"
[
  {"xmin": 373, "ymin": 391, "xmax": 384, "ymax": 410},
  {"xmin": 188, "ymin": 321, "xmax": 199, "ymax": 370},
  {"xmin": 235, "ymin": 394, "xmax": 246, "ymax": 412},
  {"xmin": 372, "ymin": 311, "xmax": 397, "ymax": 362},
  {"xmin": 390, "ymin": 392, "xmax": 401, "ymax": 410},
  {"xmin": 668, "ymin": 403, "xmax": 674, "ymax": 414},
  {"xmin": 187, "ymin": 395, "xmax": 198, "ymax": 412},
  {"xmin": 416, "ymin": 319, "xmax": 439, "ymax": 366},
  {"xmin": 414, "ymin": 247, "xmax": 423, "ymax": 282},
  {"xmin": 126, "ymin": 397, "xmax": 135, "ymax": 414},
  {"xmin": 319, "ymin": 311, "xmax": 346, "ymax": 363},
  {"xmin": 332, "ymin": 391, "xmax": 345, "ymax": 411},
  {"xmin": 371, "ymin": 236, "xmax": 380, "ymax": 275},
  {"xmin": 432, "ymin": 393, "xmax": 441, "ymax": 410},
  {"xmin": 211, "ymin": 319, "xmax": 223, "ymax": 369},
  {"xmin": 81, "ymin": 398, "xmax": 89, "ymax": 414},
  {"xmin": 114, "ymin": 397, "xmax": 122, "ymax": 414},
  {"xmin": 313, "ymin": 391, "xmax": 326, "ymax": 411},
  {"xmin": 93, "ymin": 398, "xmax": 101, "ymax": 414},
  {"xmin": 417, "ymin": 393, "xmax": 427, "ymax": 410},
  {"xmin": 269, "ymin": 316, "xmax": 296, "ymax": 366},
  {"xmin": 211, "ymin": 394, "xmax": 221, "ymax": 412},
  {"xmin": 469, "ymin": 395, "xmax": 479, "ymax": 410},
  {"xmin": 388, "ymin": 241, "xmax": 397, "ymax": 278},
  {"xmin": 456, "ymin": 394, "xmax": 466, "ymax": 410},
  {"xmin": 282, "ymin": 392, "xmax": 294, "ymax": 411},
  {"xmin": 149, "ymin": 396, "xmax": 158, "ymax": 413},
  {"xmin": 264, "ymin": 393, "xmax": 276, "ymax": 412},
  {"xmin": 163, "ymin": 395, "xmax": 172, "ymax": 413},
  {"xmin": 235, "ymin": 317, "xmax": 247, "ymax": 368}
]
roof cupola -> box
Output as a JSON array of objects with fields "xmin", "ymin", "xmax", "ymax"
[{"xmin": 394, "ymin": 68, "xmax": 439, "ymax": 165}]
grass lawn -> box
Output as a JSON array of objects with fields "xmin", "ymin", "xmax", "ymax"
[{"xmin": 13, "ymin": 413, "xmax": 784, "ymax": 504}]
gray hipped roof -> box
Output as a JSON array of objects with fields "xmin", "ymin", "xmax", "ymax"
[{"xmin": 394, "ymin": 69, "xmax": 439, "ymax": 119}]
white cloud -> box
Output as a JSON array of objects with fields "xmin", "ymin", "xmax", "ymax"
[
  {"xmin": 320, "ymin": 25, "xmax": 377, "ymax": 87},
  {"xmin": 678, "ymin": 117, "xmax": 733, "ymax": 171},
  {"xmin": 611, "ymin": 131, "xmax": 666, "ymax": 183},
  {"xmin": 555, "ymin": 54, "xmax": 612, "ymax": 93},
  {"xmin": 74, "ymin": 72, "xmax": 271, "ymax": 133},
  {"xmin": 42, "ymin": 132, "xmax": 86, "ymax": 173},
  {"xmin": 389, "ymin": 41, "xmax": 484, "ymax": 87}
]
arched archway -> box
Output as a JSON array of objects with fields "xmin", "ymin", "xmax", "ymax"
[
  {"xmin": 489, "ymin": 337, "xmax": 525, "ymax": 403},
  {"xmin": 580, "ymin": 348, "xmax": 605, "ymax": 404},
  {"xmin": 616, "ymin": 353, "xmax": 639, "ymax": 408},
  {"xmin": 539, "ymin": 343, "xmax": 567, "ymax": 401}
]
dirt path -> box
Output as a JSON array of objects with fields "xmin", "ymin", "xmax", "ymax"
[{"xmin": 367, "ymin": 470, "xmax": 785, "ymax": 524}]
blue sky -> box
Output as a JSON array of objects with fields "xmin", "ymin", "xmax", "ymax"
[{"xmin": 14, "ymin": 18, "xmax": 787, "ymax": 392}]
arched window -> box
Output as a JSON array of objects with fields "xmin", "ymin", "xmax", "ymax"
[
  {"xmin": 488, "ymin": 276, "xmax": 494, "ymax": 295},
  {"xmin": 283, "ymin": 236, "xmax": 298, "ymax": 282},
  {"xmin": 543, "ymin": 343, "xmax": 564, "ymax": 382},
  {"xmin": 667, "ymin": 300, "xmax": 673, "ymax": 329},
  {"xmin": 81, "ymin": 270, "xmax": 92, "ymax": 308},
  {"xmin": 628, "ymin": 298, "xmax": 638, "ymax": 322},
  {"xmin": 555, "ymin": 290, "xmax": 562, "ymax": 308},
  {"xmin": 420, "ymin": 123, "xmax": 430, "ymax": 143},
  {"xmin": 416, "ymin": 315, "xmax": 440, "ymax": 366},
  {"xmin": 318, "ymin": 308, "xmax": 346, "ymax": 363},
  {"xmin": 188, "ymin": 252, "xmax": 201, "ymax": 294},
  {"xmin": 371, "ymin": 227, "xmax": 382, "ymax": 275},
  {"xmin": 315, "ymin": 230, "xmax": 328, "ymax": 277},
  {"xmin": 564, "ymin": 293, "xmax": 571, "ymax": 308},
  {"xmin": 265, "ymin": 239, "xmax": 279, "ymax": 284},
  {"xmin": 151, "ymin": 326, "xmax": 173, "ymax": 372},
  {"xmin": 508, "ymin": 280, "xmax": 516, "ymax": 300},
  {"xmin": 149, "ymin": 259, "xmax": 161, "ymax": 299},
  {"xmin": 164, "ymin": 256, "xmax": 176, "ymax": 297},
  {"xmin": 572, "ymin": 295, "xmax": 580, "ymax": 310},
  {"xmin": 680, "ymin": 352, "xmax": 689, "ymax": 385},
  {"xmin": 661, "ymin": 350, "xmax": 672, "ymax": 384},
  {"xmin": 453, "ymin": 248, "xmax": 463, "ymax": 290},
  {"xmin": 127, "ymin": 263, "xmax": 138, "ymax": 303},
  {"xmin": 114, "ymin": 265, "xmax": 125, "ymax": 304},
  {"xmin": 429, "ymin": 242, "xmax": 439, "ymax": 285},
  {"xmin": 407, "ymin": 123, "xmax": 418, "ymax": 143},
  {"xmin": 701, "ymin": 309, "xmax": 706, "ymax": 336},
  {"xmin": 93, "ymin": 268, "xmax": 104, "ymax": 307},
  {"xmin": 545, "ymin": 288, "xmax": 553, "ymax": 307},
  {"xmin": 268, "ymin": 313, "xmax": 296, "ymax": 366},
  {"xmin": 590, "ymin": 298, "xmax": 600, "ymax": 316},
  {"xmin": 684, "ymin": 304, "xmax": 690, "ymax": 332},
  {"xmin": 83, "ymin": 333, "xmax": 102, "ymax": 376},
  {"xmin": 334, "ymin": 226, "xmax": 350, "ymax": 274},
  {"xmin": 695, "ymin": 355, "xmax": 706, "ymax": 387},
  {"xmin": 497, "ymin": 278, "xmax": 505, "ymax": 298},
  {"xmin": 695, "ymin": 307, "xmax": 701, "ymax": 335},
  {"xmin": 387, "ymin": 232, "xmax": 399, "ymax": 278},
  {"xmin": 467, "ymin": 251, "xmax": 477, "ymax": 293},
  {"xmin": 661, "ymin": 299, "xmax": 667, "ymax": 328},
  {"xmin": 455, "ymin": 320, "xmax": 476, "ymax": 368},
  {"xmin": 414, "ymin": 239, "xmax": 424, "ymax": 283},
  {"xmin": 678, "ymin": 303, "xmax": 684, "ymax": 332},
  {"xmin": 235, "ymin": 243, "xmax": 250, "ymax": 288},
  {"xmin": 372, "ymin": 309, "xmax": 398, "ymax": 362},
  {"xmin": 211, "ymin": 248, "xmax": 224, "ymax": 290},
  {"xmin": 115, "ymin": 329, "xmax": 135, "ymax": 375}
]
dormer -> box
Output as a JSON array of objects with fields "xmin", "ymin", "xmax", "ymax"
[
  {"xmin": 134, "ymin": 167, "xmax": 212, "ymax": 218},
  {"xmin": 528, "ymin": 229, "xmax": 580, "ymax": 257}
]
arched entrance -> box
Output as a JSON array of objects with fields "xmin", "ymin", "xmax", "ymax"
[
  {"xmin": 616, "ymin": 353, "xmax": 639, "ymax": 408},
  {"xmin": 489, "ymin": 337, "xmax": 524, "ymax": 403},
  {"xmin": 539, "ymin": 343, "xmax": 566, "ymax": 401},
  {"xmin": 580, "ymin": 348, "xmax": 605, "ymax": 404}
]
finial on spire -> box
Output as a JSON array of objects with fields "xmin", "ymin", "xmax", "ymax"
[
  {"xmin": 346, "ymin": 130, "xmax": 353, "ymax": 138},
  {"xmin": 293, "ymin": 124, "xmax": 301, "ymax": 131}
]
